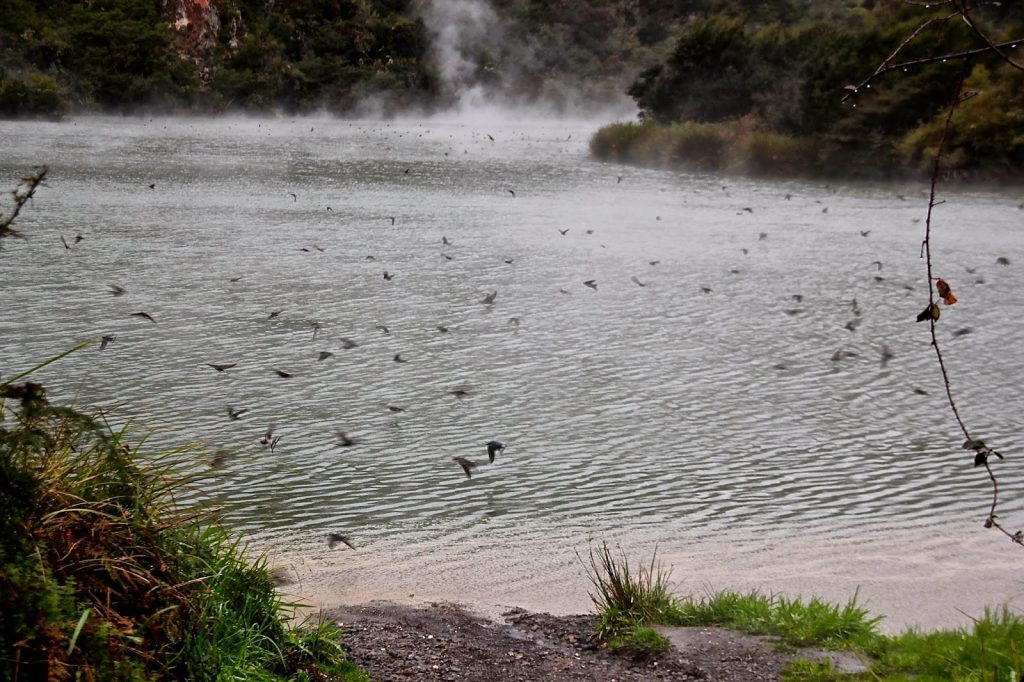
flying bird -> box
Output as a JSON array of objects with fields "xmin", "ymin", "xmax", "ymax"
[
  {"xmin": 558, "ymin": 229, "xmax": 569, "ymax": 235},
  {"xmin": 208, "ymin": 450, "xmax": 231, "ymax": 469},
  {"xmin": 759, "ymin": 232, "xmax": 768, "ymax": 241},
  {"xmin": 437, "ymin": 325, "xmax": 449, "ymax": 333},
  {"xmin": 631, "ymin": 276, "xmax": 646, "ymax": 287},
  {"xmin": 318, "ymin": 351, "xmax": 334, "ymax": 361},
  {"xmin": 311, "ymin": 321, "xmax": 322, "ymax": 338},
  {"xmin": 952, "ymin": 327, "xmax": 973, "ymax": 337},
  {"xmin": 60, "ymin": 235, "xmax": 70, "ymax": 249},
  {"xmin": 327, "ymin": 533, "xmax": 356, "ymax": 550},
  {"xmin": 74, "ymin": 233, "xmax": 83, "ymax": 243},
  {"xmin": 108, "ymin": 284, "xmax": 126, "ymax": 296},
  {"xmin": 486, "ymin": 440, "xmax": 505, "ymax": 463},
  {"xmin": 100, "ymin": 334, "xmax": 115, "ymax": 350},
  {"xmin": 442, "ymin": 236, "xmax": 451, "ymax": 245},
  {"xmin": 336, "ymin": 431, "xmax": 357, "ymax": 447},
  {"xmin": 376, "ymin": 324, "xmax": 390, "ymax": 334},
  {"xmin": 879, "ymin": 344, "xmax": 894, "ymax": 368},
  {"xmin": 393, "ymin": 353, "xmax": 407, "ymax": 363},
  {"xmin": 273, "ymin": 369, "xmax": 292, "ymax": 378},
  {"xmin": 583, "ymin": 280, "xmax": 597, "ymax": 290},
  {"xmin": 148, "ymin": 183, "xmax": 156, "ymax": 190},
  {"xmin": 508, "ymin": 189, "xmax": 516, "ymax": 197},
  {"xmin": 996, "ymin": 256, "xmax": 1011, "ymax": 266},
  {"xmin": 340, "ymin": 337, "xmax": 359, "ymax": 349},
  {"xmin": 131, "ymin": 312, "xmax": 156, "ymax": 323},
  {"xmin": 383, "ymin": 271, "xmax": 394, "ymax": 281},
  {"xmin": 268, "ymin": 310, "xmax": 283, "ymax": 320},
  {"xmin": 206, "ymin": 363, "xmax": 236, "ymax": 372},
  {"xmin": 453, "ymin": 456, "xmax": 478, "ymax": 479},
  {"xmin": 481, "ymin": 291, "xmax": 497, "ymax": 305},
  {"xmin": 288, "ymin": 192, "xmax": 297, "ymax": 202},
  {"xmin": 387, "ymin": 405, "xmax": 405, "ymax": 413},
  {"xmin": 450, "ymin": 389, "xmax": 470, "ymax": 399},
  {"xmin": 227, "ymin": 406, "xmax": 248, "ymax": 420},
  {"xmin": 860, "ymin": 230, "xmax": 871, "ymax": 237},
  {"xmin": 259, "ymin": 424, "xmax": 275, "ymax": 446},
  {"xmin": 700, "ymin": 286, "xmax": 712, "ymax": 294}
]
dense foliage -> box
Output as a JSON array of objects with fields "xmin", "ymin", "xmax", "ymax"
[
  {"xmin": 598, "ymin": 2, "xmax": 1024, "ymax": 179},
  {"xmin": 0, "ymin": 0, "xmax": 435, "ymax": 116},
  {"xmin": 0, "ymin": 362, "xmax": 364, "ymax": 680}
]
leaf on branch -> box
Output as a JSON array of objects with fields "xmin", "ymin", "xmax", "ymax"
[
  {"xmin": 936, "ymin": 278, "xmax": 957, "ymax": 305},
  {"xmin": 974, "ymin": 451, "xmax": 988, "ymax": 467},
  {"xmin": 962, "ymin": 438, "xmax": 987, "ymax": 451},
  {"xmin": 915, "ymin": 303, "xmax": 940, "ymax": 322}
]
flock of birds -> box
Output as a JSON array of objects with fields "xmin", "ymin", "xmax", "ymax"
[{"xmin": 22, "ymin": 123, "xmax": 1020, "ymax": 557}]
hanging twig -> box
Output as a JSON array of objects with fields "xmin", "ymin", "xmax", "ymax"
[{"xmin": 919, "ymin": 64, "xmax": 1021, "ymax": 547}]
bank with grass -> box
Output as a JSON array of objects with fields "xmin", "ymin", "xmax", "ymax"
[
  {"xmin": 0, "ymin": 354, "xmax": 367, "ymax": 681},
  {"xmin": 583, "ymin": 542, "xmax": 1024, "ymax": 681}
]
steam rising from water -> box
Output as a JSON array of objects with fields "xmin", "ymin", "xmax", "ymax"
[{"xmin": 419, "ymin": 0, "xmax": 500, "ymax": 108}]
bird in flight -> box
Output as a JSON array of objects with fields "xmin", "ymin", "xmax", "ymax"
[
  {"xmin": 383, "ymin": 271, "xmax": 394, "ymax": 281},
  {"xmin": 206, "ymin": 363, "xmax": 236, "ymax": 372},
  {"xmin": 327, "ymin": 533, "xmax": 356, "ymax": 550},
  {"xmin": 387, "ymin": 405, "xmax": 406, "ymax": 413},
  {"xmin": 100, "ymin": 334, "xmax": 115, "ymax": 350},
  {"xmin": 442, "ymin": 236, "xmax": 451, "ymax": 245},
  {"xmin": 996, "ymin": 256, "xmax": 1011, "ymax": 266},
  {"xmin": 631, "ymin": 276, "xmax": 646, "ymax": 287},
  {"xmin": 208, "ymin": 450, "xmax": 231, "ymax": 469},
  {"xmin": 437, "ymin": 325, "xmax": 449, "ymax": 333},
  {"xmin": 860, "ymin": 230, "xmax": 871, "ymax": 237},
  {"xmin": 340, "ymin": 338, "xmax": 359, "ymax": 349},
  {"xmin": 268, "ymin": 310, "xmax": 283, "ymax": 320},
  {"xmin": 583, "ymin": 280, "xmax": 597, "ymax": 290},
  {"xmin": 148, "ymin": 183, "xmax": 156, "ymax": 190},
  {"xmin": 450, "ymin": 389, "xmax": 469, "ymax": 399},
  {"xmin": 60, "ymin": 235, "xmax": 70, "ymax": 249},
  {"xmin": 558, "ymin": 228, "xmax": 569, "ymax": 235},
  {"xmin": 227, "ymin": 406, "xmax": 248, "ymax": 420},
  {"xmin": 318, "ymin": 351, "xmax": 334, "ymax": 361},
  {"xmin": 273, "ymin": 369, "xmax": 292, "ymax": 378},
  {"xmin": 453, "ymin": 457, "xmax": 478, "ymax": 479},
  {"xmin": 131, "ymin": 312, "xmax": 156, "ymax": 323},
  {"xmin": 108, "ymin": 284, "xmax": 126, "ymax": 297},
  {"xmin": 481, "ymin": 291, "xmax": 497, "ymax": 305},
  {"xmin": 259, "ymin": 424, "xmax": 275, "ymax": 446},
  {"xmin": 486, "ymin": 440, "xmax": 505, "ymax": 463},
  {"xmin": 336, "ymin": 431, "xmax": 357, "ymax": 447},
  {"xmin": 879, "ymin": 344, "xmax": 894, "ymax": 368},
  {"xmin": 508, "ymin": 189, "xmax": 516, "ymax": 197},
  {"xmin": 288, "ymin": 192, "xmax": 297, "ymax": 202},
  {"xmin": 376, "ymin": 324, "xmax": 390, "ymax": 335},
  {"xmin": 393, "ymin": 353, "xmax": 407, "ymax": 363}
]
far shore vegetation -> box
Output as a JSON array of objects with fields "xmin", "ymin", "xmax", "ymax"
[{"xmin": 590, "ymin": 4, "xmax": 1024, "ymax": 181}]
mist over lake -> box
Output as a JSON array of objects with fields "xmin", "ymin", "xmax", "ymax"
[{"xmin": 2, "ymin": 115, "xmax": 1022, "ymax": 632}]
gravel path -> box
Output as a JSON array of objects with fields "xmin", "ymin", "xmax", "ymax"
[{"xmin": 327, "ymin": 601, "xmax": 803, "ymax": 681}]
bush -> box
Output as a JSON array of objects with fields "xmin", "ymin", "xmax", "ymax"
[{"xmin": 0, "ymin": 358, "xmax": 364, "ymax": 681}]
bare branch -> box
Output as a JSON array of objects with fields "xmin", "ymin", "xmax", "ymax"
[
  {"xmin": 957, "ymin": 0, "xmax": 1024, "ymax": 73},
  {"xmin": 0, "ymin": 167, "xmax": 49, "ymax": 241}
]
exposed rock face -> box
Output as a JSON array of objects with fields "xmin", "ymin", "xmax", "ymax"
[{"xmin": 163, "ymin": 0, "xmax": 220, "ymax": 58}]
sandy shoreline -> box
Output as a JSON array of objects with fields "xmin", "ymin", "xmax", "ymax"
[{"xmin": 261, "ymin": 518, "xmax": 1024, "ymax": 635}]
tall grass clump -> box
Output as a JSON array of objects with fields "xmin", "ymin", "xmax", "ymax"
[
  {"xmin": 0, "ymin": 359, "xmax": 365, "ymax": 681},
  {"xmin": 579, "ymin": 542, "xmax": 680, "ymax": 657}
]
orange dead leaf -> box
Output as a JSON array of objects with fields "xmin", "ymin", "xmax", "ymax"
[{"xmin": 936, "ymin": 278, "xmax": 957, "ymax": 305}]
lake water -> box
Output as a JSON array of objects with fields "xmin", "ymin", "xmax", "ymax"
[{"xmin": 2, "ymin": 115, "xmax": 1022, "ymax": 632}]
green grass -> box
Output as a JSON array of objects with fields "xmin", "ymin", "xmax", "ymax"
[
  {"xmin": 1, "ymin": 354, "xmax": 367, "ymax": 681},
  {"xmin": 585, "ymin": 543, "xmax": 1024, "ymax": 681}
]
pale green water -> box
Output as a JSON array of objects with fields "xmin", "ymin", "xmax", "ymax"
[{"xmin": 2, "ymin": 115, "xmax": 1023, "ymax": 629}]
